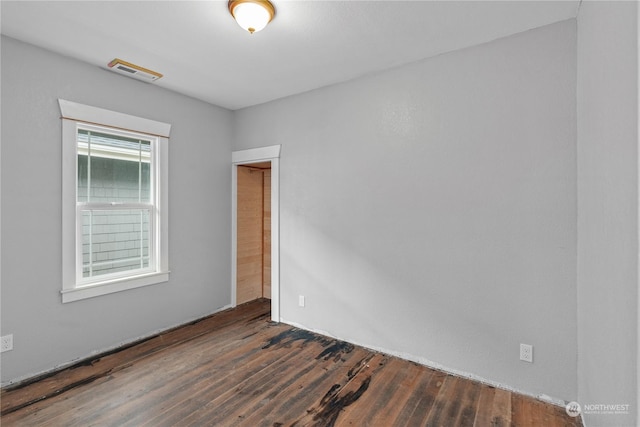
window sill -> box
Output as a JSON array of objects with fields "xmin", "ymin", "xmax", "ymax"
[{"xmin": 61, "ymin": 271, "xmax": 170, "ymax": 303}]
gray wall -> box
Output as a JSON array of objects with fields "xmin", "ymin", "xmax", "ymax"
[
  {"xmin": 234, "ymin": 20, "xmax": 578, "ymax": 401},
  {"xmin": 577, "ymin": 2, "xmax": 638, "ymax": 427},
  {"xmin": 0, "ymin": 36, "xmax": 233, "ymax": 383}
]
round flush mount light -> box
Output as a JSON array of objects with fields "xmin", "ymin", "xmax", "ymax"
[{"xmin": 228, "ymin": 0, "xmax": 275, "ymax": 34}]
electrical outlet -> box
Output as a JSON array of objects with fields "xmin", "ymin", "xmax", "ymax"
[
  {"xmin": 520, "ymin": 343, "xmax": 533, "ymax": 363},
  {"xmin": 299, "ymin": 295, "xmax": 305, "ymax": 307},
  {"xmin": 1, "ymin": 335, "xmax": 13, "ymax": 353}
]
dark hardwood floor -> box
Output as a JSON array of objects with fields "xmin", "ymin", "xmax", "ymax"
[{"xmin": 1, "ymin": 299, "xmax": 582, "ymax": 426}]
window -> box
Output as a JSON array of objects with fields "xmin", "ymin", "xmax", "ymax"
[{"xmin": 60, "ymin": 100, "xmax": 170, "ymax": 302}]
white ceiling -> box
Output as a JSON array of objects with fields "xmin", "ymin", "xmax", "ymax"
[{"xmin": 1, "ymin": 1, "xmax": 579, "ymax": 110}]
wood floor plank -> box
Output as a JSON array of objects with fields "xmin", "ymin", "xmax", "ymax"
[
  {"xmin": 511, "ymin": 393, "xmax": 531, "ymax": 426},
  {"xmin": 217, "ymin": 341, "xmax": 373, "ymax": 426},
  {"xmin": 100, "ymin": 327, "xmax": 279, "ymax": 425},
  {"xmin": 336, "ymin": 358, "xmax": 418, "ymax": 426},
  {"xmin": 512, "ymin": 394, "xmax": 579, "ymax": 427},
  {"xmin": 393, "ymin": 367, "xmax": 437, "ymax": 426},
  {"xmin": 472, "ymin": 385, "xmax": 497, "ymax": 427},
  {"xmin": 288, "ymin": 352, "xmax": 388, "ymax": 426},
  {"xmin": 399, "ymin": 369, "xmax": 449, "ymax": 427},
  {"xmin": 328, "ymin": 355, "xmax": 401, "ymax": 426},
  {"xmin": 178, "ymin": 334, "xmax": 326, "ymax": 425},
  {"xmin": 1, "ymin": 299, "xmax": 583, "ymax": 427},
  {"xmin": 126, "ymin": 326, "xmax": 297, "ymax": 426},
  {"xmin": 63, "ymin": 316, "xmax": 276, "ymax": 422},
  {"xmin": 421, "ymin": 374, "xmax": 458, "ymax": 426},
  {"xmin": 442, "ymin": 375, "xmax": 468, "ymax": 425},
  {"xmin": 0, "ymin": 299, "xmax": 271, "ymax": 416},
  {"xmin": 228, "ymin": 345, "xmax": 364, "ymax": 425},
  {"xmin": 452, "ymin": 378, "xmax": 482, "ymax": 427},
  {"xmin": 491, "ymin": 387, "xmax": 513, "ymax": 427},
  {"xmin": 240, "ymin": 349, "xmax": 374, "ymax": 425},
  {"xmin": 360, "ymin": 361, "xmax": 428, "ymax": 425},
  {"xmin": 2, "ymin": 303, "xmax": 274, "ymax": 427}
]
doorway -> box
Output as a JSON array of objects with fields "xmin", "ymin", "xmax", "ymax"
[
  {"xmin": 236, "ymin": 163, "xmax": 271, "ymax": 305},
  {"xmin": 231, "ymin": 145, "xmax": 281, "ymax": 322}
]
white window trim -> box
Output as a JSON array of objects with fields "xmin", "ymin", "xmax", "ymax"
[{"xmin": 60, "ymin": 99, "xmax": 170, "ymax": 303}]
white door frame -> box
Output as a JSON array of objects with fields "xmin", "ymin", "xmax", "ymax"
[{"xmin": 232, "ymin": 145, "xmax": 281, "ymax": 322}]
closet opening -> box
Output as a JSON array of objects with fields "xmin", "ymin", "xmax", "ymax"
[{"xmin": 236, "ymin": 162, "xmax": 272, "ymax": 306}]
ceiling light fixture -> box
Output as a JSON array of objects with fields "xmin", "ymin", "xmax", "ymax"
[{"xmin": 228, "ymin": 0, "xmax": 275, "ymax": 34}]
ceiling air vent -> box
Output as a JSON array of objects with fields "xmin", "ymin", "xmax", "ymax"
[{"xmin": 107, "ymin": 59, "xmax": 163, "ymax": 83}]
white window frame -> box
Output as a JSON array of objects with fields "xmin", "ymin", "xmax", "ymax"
[{"xmin": 60, "ymin": 99, "xmax": 170, "ymax": 303}]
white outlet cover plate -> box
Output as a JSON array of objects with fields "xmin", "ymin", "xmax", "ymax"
[
  {"xmin": 1, "ymin": 334, "xmax": 14, "ymax": 352},
  {"xmin": 520, "ymin": 343, "xmax": 533, "ymax": 362}
]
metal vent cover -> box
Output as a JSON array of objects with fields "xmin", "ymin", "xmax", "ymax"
[{"xmin": 108, "ymin": 59, "xmax": 162, "ymax": 82}]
